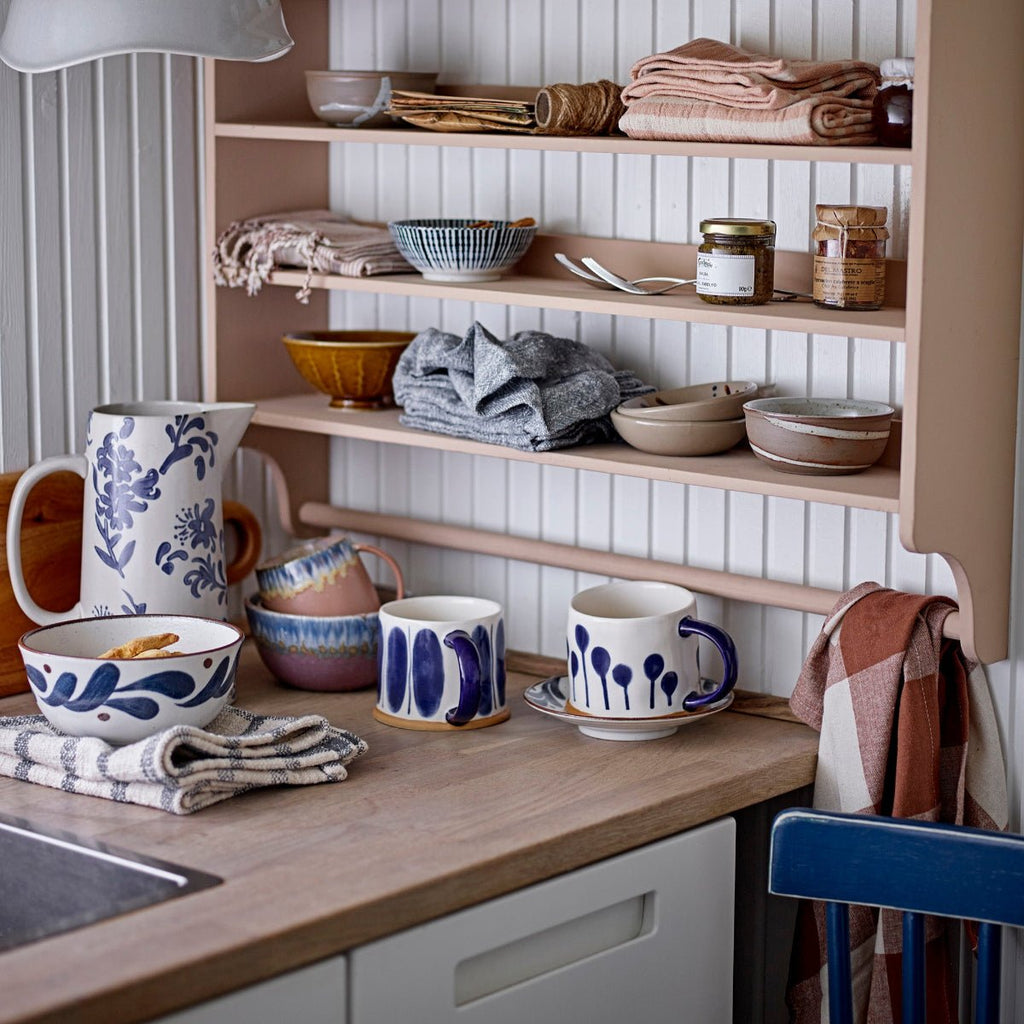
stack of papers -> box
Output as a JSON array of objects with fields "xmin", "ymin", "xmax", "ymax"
[{"xmin": 387, "ymin": 91, "xmax": 537, "ymax": 133}]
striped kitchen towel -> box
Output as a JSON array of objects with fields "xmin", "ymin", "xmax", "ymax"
[
  {"xmin": 0, "ymin": 706, "xmax": 368, "ymax": 814},
  {"xmin": 619, "ymin": 38, "xmax": 880, "ymax": 146},
  {"xmin": 786, "ymin": 581, "xmax": 1007, "ymax": 1024},
  {"xmin": 212, "ymin": 209, "xmax": 411, "ymax": 303}
]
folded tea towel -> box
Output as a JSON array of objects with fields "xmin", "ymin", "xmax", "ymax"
[
  {"xmin": 786, "ymin": 582, "xmax": 1008, "ymax": 1024},
  {"xmin": 619, "ymin": 93, "xmax": 877, "ymax": 146},
  {"xmin": 212, "ymin": 209, "xmax": 411, "ymax": 303},
  {"xmin": 392, "ymin": 321, "xmax": 654, "ymax": 451},
  {"xmin": 0, "ymin": 706, "xmax": 368, "ymax": 815},
  {"xmin": 622, "ymin": 38, "xmax": 879, "ymax": 109},
  {"xmin": 619, "ymin": 38, "xmax": 879, "ymax": 145}
]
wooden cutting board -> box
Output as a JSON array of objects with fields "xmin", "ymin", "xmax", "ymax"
[{"xmin": 0, "ymin": 469, "xmax": 84, "ymax": 696}]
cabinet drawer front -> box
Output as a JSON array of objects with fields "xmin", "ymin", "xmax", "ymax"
[
  {"xmin": 349, "ymin": 818, "xmax": 735, "ymax": 1024},
  {"xmin": 149, "ymin": 955, "xmax": 347, "ymax": 1024}
]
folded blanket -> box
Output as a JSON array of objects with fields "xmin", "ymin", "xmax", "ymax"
[
  {"xmin": 393, "ymin": 321, "xmax": 653, "ymax": 451},
  {"xmin": 622, "ymin": 38, "xmax": 879, "ymax": 109},
  {"xmin": 212, "ymin": 209, "xmax": 411, "ymax": 303},
  {"xmin": 0, "ymin": 706, "xmax": 368, "ymax": 814},
  {"xmin": 619, "ymin": 38, "xmax": 879, "ymax": 145},
  {"xmin": 786, "ymin": 582, "xmax": 1008, "ymax": 1024},
  {"xmin": 619, "ymin": 93, "xmax": 877, "ymax": 146}
]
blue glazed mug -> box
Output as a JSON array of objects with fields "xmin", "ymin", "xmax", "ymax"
[
  {"xmin": 566, "ymin": 581, "xmax": 738, "ymax": 719},
  {"xmin": 375, "ymin": 596, "xmax": 507, "ymax": 730}
]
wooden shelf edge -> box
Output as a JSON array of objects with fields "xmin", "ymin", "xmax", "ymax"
[
  {"xmin": 250, "ymin": 396, "xmax": 901, "ymax": 512},
  {"xmin": 263, "ymin": 269, "xmax": 906, "ymax": 341},
  {"xmin": 213, "ymin": 119, "xmax": 913, "ymax": 166}
]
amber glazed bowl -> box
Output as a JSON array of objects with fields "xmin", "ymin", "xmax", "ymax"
[
  {"xmin": 283, "ymin": 330, "xmax": 416, "ymax": 409},
  {"xmin": 742, "ymin": 397, "xmax": 895, "ymax": 475}
]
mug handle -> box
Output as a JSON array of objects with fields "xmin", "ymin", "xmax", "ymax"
[
  {"xmin": 6, "ymin": 455, "xmax": 87, "ymax": 625},
  {"xmin": 442, "ymin": 629, "xmax": 482, "ymax": 726},
  {"xmin": 677, "ymin": 617, "xmax": 739, "ymax": 711},
  {"xmin": 223, "ymin": 500, "xmax": 262, "ymax": 585},
  {"xmin": 353, "ymin": 542, "xmax": 406, "ymax": 599}
]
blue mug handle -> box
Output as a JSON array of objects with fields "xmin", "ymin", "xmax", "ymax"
[
  {"xmin": 443, "ymin": 629, "xmax": 483, "ymax": 726},
  {"xmin": 677, "ymin": 617, "xmax": 738, "ymax": 711}
]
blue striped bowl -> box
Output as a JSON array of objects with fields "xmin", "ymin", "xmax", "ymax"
[{"xmin": 388, "ymin": 218, "xmax": 537, "ymax": 282}]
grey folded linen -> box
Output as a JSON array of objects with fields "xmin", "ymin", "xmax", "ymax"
[
  {"xmin": 0, "ymin": 706, "xmax": 368, "ymax": 814},
  {"xmin": 392, "ymin": 321, "xmax": 654, "ymax": 451}
]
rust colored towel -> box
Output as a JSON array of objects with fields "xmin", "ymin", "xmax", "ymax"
[{"xmin": 787, "ymin": 582, "xmax": 1007, "ymax": 1024}]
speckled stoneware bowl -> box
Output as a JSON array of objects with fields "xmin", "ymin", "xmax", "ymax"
[
  {"xmin": 18, "ymin": 614, "xmax": 244, "ymax": 744},
  {"xmin": 282, "ymin": 330, "xmax": 416, "ymax": 409},
  {"xmin": 245, "ymin": 594, "xmax": 381, "ymax": 692},
  {"xmin": 305, "ymin": 70, "xmax": 438, "ymax": 128},
  {"xmin": 742, "ymin": 397, "xmax": 895, "ymax": 475},
  {"xmin": 388, "ymin": 218, "xmax": 538, "ymax": 282},
  {"xmin": 617, "ymin": 381, "xmax": 759, "ymax": 422}
]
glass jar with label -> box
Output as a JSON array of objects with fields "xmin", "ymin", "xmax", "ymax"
[
  {"xmin": 812, "ymin": 205, "xmax": 889, "ymax": 311},
  {"xmin": 696, "ymin": 219, "xmax": 776, "ymax": 305}
]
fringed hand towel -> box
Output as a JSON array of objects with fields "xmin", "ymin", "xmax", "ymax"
[
  {"xmin": 0, "ymin": 706, "xmax": 368, "ymax": 814},
  {"xmin": 212, "ymin": 209, "xmax": 411, "ymax": 303},
  {"xmin": 787, "ymin": 581, "xmax": 1008, "ymax": 1024}
]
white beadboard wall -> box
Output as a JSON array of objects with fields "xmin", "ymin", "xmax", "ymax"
[{"xmin": 0, "ymin": 0, "xmax": 1022, "ymax": 1014}]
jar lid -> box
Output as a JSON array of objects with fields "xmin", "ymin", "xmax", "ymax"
[
  {"xmin": 879, "ymin": 57, "xmax": 914, "ymax": 85},
  {"xmin": 813, "ymin": 204, "xmax": 890, "ymax": 242},
  {"xmin": 699, "ymin": 218, "xmax": 776, "ymax": 236}
]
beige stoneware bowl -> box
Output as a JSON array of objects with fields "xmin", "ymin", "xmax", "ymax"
[
  {"xmin": 610, "ymin": 409, "xmax": 747, "ymax": 456},
  {"xmin": 742, "ymin": 397, "xmax": 895, "ymax": 475},
  {"xmin": 305, "ymin": 70, "xmax": 439, "ymax": 127},
  {"xmin": 618, "ymin": 381, "xmax": 759, "ymax": 422}
]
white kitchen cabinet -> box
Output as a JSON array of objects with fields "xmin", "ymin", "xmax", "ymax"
[
  {"xmin": 349, "ymin": 818, "xmax": 734, "ymax": 1024},
  {"xmin": 149, "ymin": 954, "xmax": 347, "ymax": 1024},
  {"xmin": 148, "ymin": 818, "xmax": 733, "ymax": 1024}
]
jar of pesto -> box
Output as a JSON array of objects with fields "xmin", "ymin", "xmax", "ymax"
[{"xmin": 696, "ymin": 219, "xmax": 776, "ymax": 305}]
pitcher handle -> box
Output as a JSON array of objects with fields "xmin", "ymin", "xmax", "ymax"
[
  {"xmin": 353, "ymin": 542, "xmax": 406, "ymax": 600},
  {"xmin": 442, "ymin": 628, "xmax": 482, "ymax": 726},
  {"xmin": 678, "ymin": 617, "xmax": 738, "ymax": 711},
  {"xmin": 223, "ymin": 500, "xmax": 262, "ymax": 585},
  {"xmin": 6, "ymin": 455, "xmax": 87, "ymax": 625}
]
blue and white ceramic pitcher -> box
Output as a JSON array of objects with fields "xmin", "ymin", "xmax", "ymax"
[{"xmin": 6, "ymin": 401, "xmax": 258, "ymax": 625}]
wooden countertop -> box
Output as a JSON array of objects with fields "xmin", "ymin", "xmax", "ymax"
[{"xmin": 0, "ymin": 646, "xmax": 817, "ymax": 1024}]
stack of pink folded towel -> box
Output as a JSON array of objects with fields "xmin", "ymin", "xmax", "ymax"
[{"xmin": 619, "ymin": 38, "xmax": 880, "ymax": 146}]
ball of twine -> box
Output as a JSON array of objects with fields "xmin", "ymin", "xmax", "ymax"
[{"xmin": 534, "ymin": 80, "xmax": 626, "ymax": 136}]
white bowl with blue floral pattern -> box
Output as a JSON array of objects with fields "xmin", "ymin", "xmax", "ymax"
[
  {"xmin": 18, "ymin": 614, "xmax": 244, "ymax": 744},
  {"xmin": 388, "ymin": 218, "xmax": 537, "ymax": 282}
]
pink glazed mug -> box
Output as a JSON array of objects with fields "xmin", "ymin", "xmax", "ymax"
[{"xmin": 255, "ymin": 535, "xmax": 404, "ymax": 617}]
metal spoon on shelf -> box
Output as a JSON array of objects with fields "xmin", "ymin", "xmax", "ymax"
[
  {"xmin": 554, "ymin": 253, "xmax": 695, "ymax": 294},
  {"xmin": 580, "ymin": 257, "xmax": 696, "ymax": 295}
]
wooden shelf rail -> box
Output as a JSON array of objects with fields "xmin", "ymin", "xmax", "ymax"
[{"xmin": 298, "ymin": 501, "xmax": 962, "ymax": 642}]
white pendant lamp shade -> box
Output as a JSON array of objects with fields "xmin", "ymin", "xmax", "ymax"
[{"xmin": 0, "ymin": 0, "xmax": 294, "ymax": 73}]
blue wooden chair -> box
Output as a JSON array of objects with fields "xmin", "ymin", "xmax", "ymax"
[{"xmin": 769, "ymin": 808, "xmax": 1024, "ymax": 1024}]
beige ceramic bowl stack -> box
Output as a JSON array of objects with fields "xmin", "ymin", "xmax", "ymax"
[{"xmin": 611, "ymin": 381, "xmax": 757, "ymax": 456}]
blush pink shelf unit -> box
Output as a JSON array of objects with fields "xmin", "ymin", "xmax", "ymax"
[{"xmin": 203, "ymin": 0, "xmax": 1024, "ymax": 664}]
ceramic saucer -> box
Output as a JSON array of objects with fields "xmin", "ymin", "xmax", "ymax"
[{"xmin": 523, "ymin": 676, "xmax": 734, "ymax": 742}]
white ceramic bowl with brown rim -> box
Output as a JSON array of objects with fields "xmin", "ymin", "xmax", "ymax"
[
  {"xmin": 742, "ymin": 397, "xmax": 895, "ymax": 475},
  {"xmin": 617, "ymin": 381, "xmax": 759, "ymax": 422}
]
